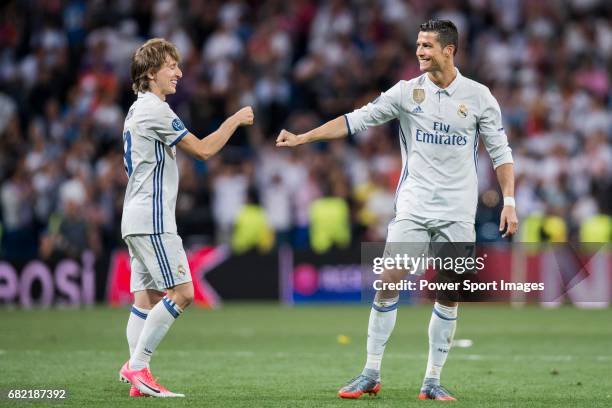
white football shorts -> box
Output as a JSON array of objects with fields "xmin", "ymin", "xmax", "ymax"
[
  {"xmin": 384, "ymin": 216, "xmax": 476, "ymax": 276},
  {"xmin": 124, "ymin": 233, "xmax": 192, "ymax": 292}
]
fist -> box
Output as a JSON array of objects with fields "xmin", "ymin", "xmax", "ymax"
[
  {"xmin": 234, "ymin": 106, "xmax": 254, "ymax": 126},
  {"xmin": 276, "ymin": 129, "xmax": 300, "ymax": 147}
]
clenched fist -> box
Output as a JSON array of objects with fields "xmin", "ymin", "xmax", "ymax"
[
  {"xmin": 276, "ymin": 129, "xmax": 300, "ymax": 147},
  {"xmin": 233, "ymin": 106, "xmax": 254, "ymax": 126}
]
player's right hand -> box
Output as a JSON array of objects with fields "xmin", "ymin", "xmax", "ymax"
[
  {"xmin": 276, "ymin": 129, "xmax": 300, "ymax": 147},
  {"xmin": 233, "ymin": 106, "xmax": 254, "ymax": 126}
]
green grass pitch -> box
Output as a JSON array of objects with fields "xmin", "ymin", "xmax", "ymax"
[{"xmin": 1, "ymin": 304, "xmax": 611, "ymax": 407}]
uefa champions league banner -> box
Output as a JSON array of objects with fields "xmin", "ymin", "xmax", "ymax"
[{"xmin": 280, "ymin": 243, "xmax": 612, "ymax": 307}]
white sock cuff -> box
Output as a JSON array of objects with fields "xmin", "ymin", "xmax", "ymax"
[
  {"xmin": 161, "ymin": 296, "xmax": 183, "ymax": 318},
  {"xmin": 373, "ymin": 296, "xmax": 399, "ymax": 312},
  {"xmin": 131, "ymin": 305, "xmax": 150, "ymax": 320},
  {"xmin": 433, "ymin": 302, "xmax": 458, "ymax": 320}
]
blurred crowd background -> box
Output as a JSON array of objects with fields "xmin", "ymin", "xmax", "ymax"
[{"xmin": 0, "ymin": 0, "xmax": 611, "ymax": 263}]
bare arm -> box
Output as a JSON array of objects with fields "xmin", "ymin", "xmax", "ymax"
[
  {"xmin": 276, "ymin": 116, "xmax": 348, "ymax": 147},
  {"xmin": 178, "ymin": 107, "xmax": 254, "ymax": 160},
  {"xmin": 277, "ymin": 82, "xmax": 404, "ymax": 147},
  {"xmin": 496, "ymin": 163, "xmax": 519, "ymax": 238}
]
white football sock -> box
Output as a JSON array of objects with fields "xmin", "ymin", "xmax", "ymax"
[
  {"xmin": 363, "ymin": 296, "xmax": 399, "ymax": 377},
  {"xmin": 126, "ymin": 305, "xmax": 149, "ymax": 356},
  {"xmin": 129, "ymin": 296, "xmax": 182, "ymax": 370},
  {"xmin": 423, "ymin": 302, "xmax": 458, "ymax": 386}
]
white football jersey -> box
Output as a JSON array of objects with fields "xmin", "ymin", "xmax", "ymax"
[
  {"xmin": 346, "ymin": 69, "xmax": 513, "ymax": 223},
  {"xmin": 121, "ymin": 92, "xmax": 189, "ymax": 238}
]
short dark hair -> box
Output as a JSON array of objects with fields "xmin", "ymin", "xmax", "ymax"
[{"xmin": 419, "ymin": 19, "xmax": 458, "ymax": 56}]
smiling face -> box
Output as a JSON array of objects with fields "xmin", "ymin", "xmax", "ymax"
[
  {"xmin": 149, "ymin": 55, "xmax": 182, "ymax": 97},
  {"xmin": 415, "ymin": 31, "xmax": 454, "ymax": 73},
  {"xmin": 131, "ymin": 38, "xmax": 182, "ymax": 97}
]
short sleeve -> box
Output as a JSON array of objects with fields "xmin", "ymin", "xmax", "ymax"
[
  {"xmin": 148, "ymin": 103, "xmax": 189, "ymax": 147},
  {"xmin": 345, "ymin": 81, "xmax": 403, "ymax": 135},
  {"xmin": 479, "ymin": 89, "xmax": 513, "ymax": 169}
]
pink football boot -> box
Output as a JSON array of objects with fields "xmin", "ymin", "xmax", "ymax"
[{"xmin": 119, "ymin": 361, "xmax": 185, "ymax": 398}]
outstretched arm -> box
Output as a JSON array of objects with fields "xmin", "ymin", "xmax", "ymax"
[
  {"xmin": 277, "ymin": 82, "xmax": 404, "ymax": 147},
  {"xmin": 276, "ymin": 116, "xmax": 348, "ymax": 147},
  {"xmin": 496, "ymin": 163, "xmax": 518, "ymax": 238},
  {"xmin": 178, "ymin": 106, "xmax": 254, "ymax": 160}
]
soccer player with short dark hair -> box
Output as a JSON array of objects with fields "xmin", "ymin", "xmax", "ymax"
[
  {"xmin": 277, "ymin": 19, "xmax": 518, "ymax": 401},
  {"xmin": 118, "ymin": 38, "xmax": 254, "ymax": 397}
]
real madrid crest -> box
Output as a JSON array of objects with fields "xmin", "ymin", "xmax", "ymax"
[
  {"xmin": 413, "ymin": 88, "xmax": 425, "ymax": 104},
  {"xmin": 178, "ymin": 264, "xmax": 186, "ymax": 277},
  {"xmin": 457, "ymin": 104, "xmax": 468, "ymax": 118}
]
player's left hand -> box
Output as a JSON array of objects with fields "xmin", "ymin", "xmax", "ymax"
[
  {"xmin": 499, "ymin": 206, "xmax": 519, "ymax": 238},
  {"xmin": 276, "ymin": 129, "xmax": 300, "ymax": 147},
  {"xmin": 233, "ymin": 106, "xmax": 254, "ymax": 126}
]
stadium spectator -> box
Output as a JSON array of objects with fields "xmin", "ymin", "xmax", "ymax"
[
  {"xmin": 309, "ymin": 180, "xmax": 351, "ymax": 253},
  {"xmin": 0, "ymin": 161, "xmax": 37, "ymax": 262},
  {"xmin": 39, "ymin": 171, "xmax": 102, "ymax": 260},
  {"xmin": 231, "ymin": 187, "xmax": 274, "ymax": 253}
]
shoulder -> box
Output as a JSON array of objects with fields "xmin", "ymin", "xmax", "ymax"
[
  {"xmin": 409, "ymin": 73, "xmax": 427, "ymax": 85},
  {"xmin": 458, "ymin": 76, "xmax": 498, "ymax": 108},
  {"xmin": 137, "ymin": 94, "xmax": 176, "ymax": 122},
  {"xmin": 458, "ymin": 75, "xmax": 490, "ymax": 95},
  {"xmin": 402, "ymin": 74, "xmax": 427, "ymax": 90},
  {"xmin": 145, "ymin": 94, "xmax": 172, "ymax": 113},
  {"xmin": 462, "ymin": 75, "xmax": 494, "ymax": 96},
  {"xmin": 131, "ymin": 93, "xmax": 169, "ymax": 112}
]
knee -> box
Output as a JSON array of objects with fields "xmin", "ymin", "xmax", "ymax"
[
  {"xmin": 381, "ymin": 268, "xmax": 405, "ymax": 284},
  {"xmin": 435, "ymin": 298, "xmax": 458, "ymax": 308},
  {"xmin": 169, "ymin": 284, "xmax": 194, "ymax": 310},
  {"xmin": 181, "ymin": 291, "xmax": 194, "ymax": 308},
  {"xmin": 376, "ymin": 269, "xmax": 404, "ymax": 300},
  {"xmin": 151, "ymin": 293, "xmax": 164, "ymax": 307},
  {"xmin": 133, "ymin": 290, "xmax": 164, "ymax": 309},
  {"xmin": 375, "ymin": 289, "xmax": 399, "ymax": 301}
]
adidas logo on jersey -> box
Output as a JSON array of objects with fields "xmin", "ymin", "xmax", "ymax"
[{"xmin": 412, "ymin": 106, "xmax": 423, "ymax": 113}]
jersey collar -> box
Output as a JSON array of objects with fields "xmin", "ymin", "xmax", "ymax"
[
  {"xmin": 424, "ymin": 68, "xmax": 462, "ymax": 96},
  {"xmin": 137, "ymin": 91, "xmax": 164, "ymax": 102}
]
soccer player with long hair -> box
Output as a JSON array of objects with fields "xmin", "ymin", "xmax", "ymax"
[{"xmin": 118, "ymin": 38, "xmax": 253, "ymax": 397}]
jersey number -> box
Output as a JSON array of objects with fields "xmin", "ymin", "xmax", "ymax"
[{"xmin": 123, "ymin": 130, "xmax": 133, "ymax": 176}]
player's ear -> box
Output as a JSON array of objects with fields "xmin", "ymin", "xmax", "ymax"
[
  {"xmin": 146, "ymin": 69, "xmax": 156, "ymax": 81},
  {"xmin": 445, "ymin": 45, "xmax": 455, "ymax": 57}
]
